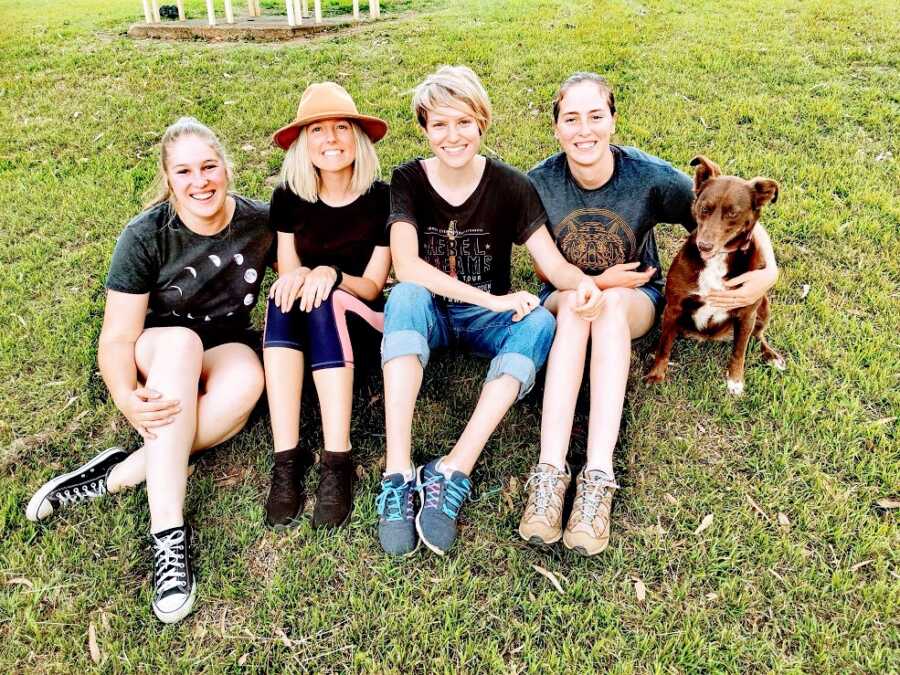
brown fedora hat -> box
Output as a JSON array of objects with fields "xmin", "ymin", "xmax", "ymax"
[{"xmin": 272, "ymin": 82, "xmax": 388, "ymax": 149}]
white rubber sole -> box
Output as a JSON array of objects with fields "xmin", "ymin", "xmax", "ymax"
[
  {"xmin": 415, "ymin": 466, "xmax": 446, "ymax": 556},
  {"xmin": 25, "ymin": 447, "xmax": 124, "ymax": 522},
  {"xmin": 153, "ymin": 579, "xmax": 197, "ymax": 624}
]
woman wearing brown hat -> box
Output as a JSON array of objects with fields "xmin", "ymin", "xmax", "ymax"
[{"xmin": 263, "ymin": 82, "xmax": 391, "ymax": 529}]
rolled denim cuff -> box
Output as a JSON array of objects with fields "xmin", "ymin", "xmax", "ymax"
[
  {"xmin": 485, "ymin": 352, "xmax": 537, "ymax": 400},
  {"xmin": 381, "ymin": 330, "xmax": 430, "ymax": 369}
]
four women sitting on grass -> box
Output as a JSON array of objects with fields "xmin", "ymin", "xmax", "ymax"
[{"xmin": 25, "ymin": 67, "xmax": 777, "ymax": 623}]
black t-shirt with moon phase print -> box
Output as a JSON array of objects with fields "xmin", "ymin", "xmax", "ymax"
[
  {"xmin": 387, "ymin": 157, "xmax": 546, "ymax": 302},
  {"xmin": 528, "ymin": 146, "xmax": 696, "ymax": 295},
  {"xmin": 105, "ymin": 195, "xmax": 274, "ymax": 332}
]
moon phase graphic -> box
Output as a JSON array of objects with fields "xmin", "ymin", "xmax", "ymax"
[
  {"xmin": 187, "ymin": 313, "xmax": 194, "ymax": 319},
  {"xmin": 244, "ymin": 269, "xmax": 258, "ymax": 283},
  {"xmin": 165, "ymin": 285, "xmax": 183, "ymax": 296},
  {"xmin": 205, "ymin": 315, "xmax": 211, "ymax": 322},
  {"xmin": 185, "ymin": 266, "xmax": 197, "ymax": 278},
  {"xmin": 243, "ymin": 294, "xmax": 254, "ymax": 306},
  {"xmin": 234, "ymin": 254, "xmax": 244, "ymax": 265},
  {"xmin": 209, "ymin": 255, "xmax": 221, "ymax": 267}
]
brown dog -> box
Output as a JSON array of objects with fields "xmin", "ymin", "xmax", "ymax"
[{"xmin": 645, "ymin": 155, "xmax": 784, "ymax": 396}]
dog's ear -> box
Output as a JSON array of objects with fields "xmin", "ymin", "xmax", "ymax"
[
  {"xmin": 689, "ymin": 155, "xmax": 721, "ymax": 194},
  {"xmin": 748, "ymin": 177, "xmax": 779, "ymax": 208}
]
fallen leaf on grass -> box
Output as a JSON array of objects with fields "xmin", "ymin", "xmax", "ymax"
[
  {"xmin": 777, "ymin": 512, "xmax": 790, "ymax": 529},
  {"xmin": 664, "ymin": 493, "xmax": 678, "ymax": 505},
  {"xmin": 634, "ymin": 578, "xmax": 647, "ymax": 603},
  {"xmin": 501, "ymin": 476, "xmax": 520, "ymax": 511},
  {"xmin": 238, "ymin": 653, "xmax": 249, "ymax": 666},
  {"xmin": 240, "ymin": 144, "xmax": 255, "ymax": 152},
  {"xmin": 275, "ymin": 628, "xmax": 293, "ymax": 648},
  {"xmin": 215, "ymin": 468, "xmax": 248, "ymax": 487},
  {"xmin": 705, "ymin": 592, "xmax": 719, "ymax": 601},
  {"xmin": 531, "ymin": 564, "xmax": 564, "ymax": 594},
  {"xmin": 7, "ymin": 577, "xmax": 33, "ymax": 589},
  {"xmin": 88, "ymin": 622, "xmax": 101, "ymax": 664},
  {"xmin": 876, "ymin": 498, "xmax": 900, "ymax": 509},
  {"xmin": 746, "ymin": 495, "xmax": 770, "ymax": 521},
  {"xmin": 851, "ymin": 559, "xmax": 873, "ymax": 572},
  {"xmin": 695, "ymin": 513, "xmax": 714, "ymax": 535},
  {"xmin": 871, "ymin": 417, "xmax": 896, "ymax": 427},
  {"xmin": 799, "ymin": 284, "xmax": 811, "ymax": 300},
  {"xmin": 355, "ymin": 465, "xmax": 366, "ymax": 480}
]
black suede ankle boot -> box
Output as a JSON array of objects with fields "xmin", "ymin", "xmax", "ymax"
[
  {"xmin": 265, "ymin": 446, "xmax": 314, "ymax": 528},
  {"xmin": 312, "ymin": 450, "xmax": 354, "ymax": 528}
]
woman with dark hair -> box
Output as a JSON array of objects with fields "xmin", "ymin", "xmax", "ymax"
[{"xmin": 519, "ymin": 73, "xmax": 779, "ymax": 556}]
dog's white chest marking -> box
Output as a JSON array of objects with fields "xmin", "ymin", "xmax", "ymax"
[{"xmin": 693, "ymin": 253, "xmax": 730, "ymax": 330}]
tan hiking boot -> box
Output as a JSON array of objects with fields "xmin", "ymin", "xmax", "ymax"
[
  {"xmin": 563, "ymin": 468, "xmax": 619, "ymax": 556},
  {"xmin": 518, "ymin": 463, "xmax": 571, "ymax": 545}
]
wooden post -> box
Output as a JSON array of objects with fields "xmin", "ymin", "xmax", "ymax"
[
  {"xmin": 370, "ymin": 0, "xmax": 380, "ymax": 19},
  {"xmin": 141, "ymin": 0, "xmax": 153, "ymax": 23},
  {"xmin": 301, "ymin": 0, "xmax": 308, "ymax": 18},
  {"xmin": 352, "ymin": 0, "xmax": 359, "ymax": 19},
  {"xmin": 206, "ymin": 0, "xmax": 216, "ymax": 25},
  {"xmin": 176, "ymin": 0, "xmax": 185, "ymax": 20},
  {"xmin": 285, "ymin": 0, "xmax": 295, "ymax": 26},
  {"xmin": 150, "ymin": 0, "xmax": 161, "ymax": 22},
  {"xmin": 314, "ymin": 0, "xmax": 322, "ymax": 24},
  {"xmin": 293, "ymin": 0, "xmax": 303, "ymax": 24},
  {"xmin": 248, "ymin": 0, "xmax": 260, "ymax": 17},
  {"xmin": 224, "ymin": 0, "xmax": 234, "ymax": 23}
]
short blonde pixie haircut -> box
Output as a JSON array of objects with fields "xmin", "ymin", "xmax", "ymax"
[
  {"xmin": 280, "ymin": 120, "xmax": 380, "ymax": 203},
  {"xmin": 412, "ymin": 65, "xmax": 492, "ymax": 135}
]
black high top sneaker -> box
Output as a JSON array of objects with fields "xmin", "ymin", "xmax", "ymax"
[
  {"xmin": 265, "ymin": 446, "xmax": 315, "ymax": 528},
  {"xmin": 26, "ymin": 446, "xmax": 128, "ymax": 522},
  {"xmin": 150, "ymin": 524, "xmax": 197, "ymax": 624}
]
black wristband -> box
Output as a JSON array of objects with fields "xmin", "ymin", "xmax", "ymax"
[{"xmin": 331, "ymin": 266, "xmax": 343, "ymax": 287}]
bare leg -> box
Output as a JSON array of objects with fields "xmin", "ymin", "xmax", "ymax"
[
  {"xmin": 131, "ymin": 328, "xmax": 202, "ymax": 533},
  {"xmin": 383, "ymin": 355, "xmax": 423, "ymax": 474},
  {"xmin": 107, "ymin": 341, "xmax": 264, "ymax": 493},
  {"xmin": 263, "ymin": 346, "xmax": 304, "ymax": 453},
  {"xmin": 584, "ymin": 289, "xmax": 655, "ymax": 476},
  {"xmin": 538, "ymin": 291, "xmax": 590, "ymax": 470},
  {"xmin": 442, "ymin": 374, "xmax": 521, "ymax": 475},
  {"xmin": 312, "ymin": 367, "xmax": 353, "ymax": 452}
]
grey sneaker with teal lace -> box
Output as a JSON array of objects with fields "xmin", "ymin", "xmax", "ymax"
[
  {"xmin": 376, "ymin": 472, "xmax": 418, "ymax": 555},
  {"xmin": 415, "ymin": 459, "xmax": 472, "ymax": 555}
]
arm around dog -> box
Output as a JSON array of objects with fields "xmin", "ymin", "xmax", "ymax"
[{"xmin": 706, "ymin": 224, "xmax": 779, "ymax": 310}]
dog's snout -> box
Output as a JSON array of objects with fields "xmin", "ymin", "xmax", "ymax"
[{"xmin": 697, "ymin": 241, "xmax": 714, "ymax": 253}]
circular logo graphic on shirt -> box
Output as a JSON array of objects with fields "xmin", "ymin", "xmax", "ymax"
[{"xmin": 556, "ymin": 208, "xmax": 635, "ymax": 273}]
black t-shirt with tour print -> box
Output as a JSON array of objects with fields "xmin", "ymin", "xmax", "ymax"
[
  {"xmin": 387, "ymin": 157, "xmax": 546, "ymax": 302},
  {"xmin": 528, "ymin": 146, "xmax": 696, "ymax": 295},
  {"xmin": 269, "ymin": 180, "xmax": 390, "ymax": 277},
  {"xmin": 105, "ymin": 195, "xmax": 273, "ymax": 331}
]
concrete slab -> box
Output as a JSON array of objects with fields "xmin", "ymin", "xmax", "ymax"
[{"xmin": 127, "ymin": 15, "xmax": 374, "ymax": 42}]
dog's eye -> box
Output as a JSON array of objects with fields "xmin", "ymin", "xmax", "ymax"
[{"xmin": 700, "ymin": 205, "xmax": 713, "ymax": 215}]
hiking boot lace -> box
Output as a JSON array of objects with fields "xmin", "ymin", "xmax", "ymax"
[
  {"xmin": 577, "ymin": 475, "xmax": 618, "ymax": 522},
  {"xmin": 525, "ymin": 469, "xmax": 559, "ymax": 514},
  {"xmin": 153, "ymin": 529, "xmax": 188, "ymax": 598}
]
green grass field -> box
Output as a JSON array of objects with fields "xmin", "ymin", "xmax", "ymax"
[{"xmin": 1, "ymin": 0, "xmax": 898, "ymax": 671}]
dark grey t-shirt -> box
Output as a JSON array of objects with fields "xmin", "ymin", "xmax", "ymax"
[
  {"xmin": 528, "ymin": 146, "xmax": 696, "ymax": 294},
  {"xmin": 106, "ymin": 195, "xmax": 273, "ymax": 331}
]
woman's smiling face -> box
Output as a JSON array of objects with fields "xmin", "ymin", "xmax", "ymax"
[
  {"xmin": 554, "ymin": 80, "xmax": 616, "ymax": 168},
  {"xmin": 424, "ymin": 104, "xmax": 482, "ymax": 169},
  {"xmin": 306, "ymin": 117, "xmax": 357, "ymax": 174},
  {"xmin": 165, "ymin": 134, "xmax": 230, "ymax": 221}
]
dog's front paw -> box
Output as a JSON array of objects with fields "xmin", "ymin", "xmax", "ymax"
[
  {"xmin": 726, "ymin": 378, "xmax": 745, "ymax": 396},
  {"xmin": 768, "ymin": 355, "xmax": 786, "ymax": 371},
  {"xmin": 645, "ymin": 367, "xmax": 667, "ymax": 384}
]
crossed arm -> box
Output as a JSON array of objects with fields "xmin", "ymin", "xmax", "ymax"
[
  {"xmin": 389, "ymin": 221, "xmax": 604, "ymax": 321},
  {"xmin": 269, "ymin": 231, "xmax": 392, "ymax": 311}
]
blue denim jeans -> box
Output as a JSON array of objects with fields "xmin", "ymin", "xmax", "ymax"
[{"xmin": 381, "ymin": 283, "xmax": 556, "ymax": 400}]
